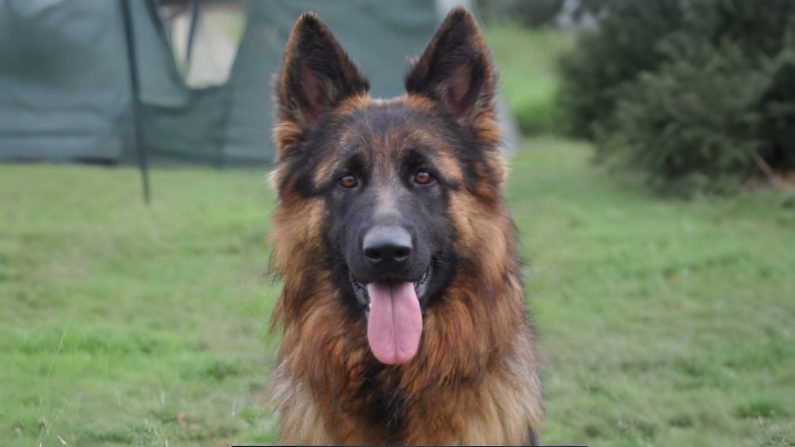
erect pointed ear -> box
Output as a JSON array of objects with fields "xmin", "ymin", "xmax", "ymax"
[
  {"xmin": 405, "ymin": 8, "xmax": 496, "ymax": 131},
  {"xmin": 275, "ymin": 13, "xmax": 369, "ymax": 153}
]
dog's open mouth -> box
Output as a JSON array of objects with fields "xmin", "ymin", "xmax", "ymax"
[
  {"xmin": 350, "ymin": 269, "xmax": 430, "ymax": 310},
  {"xmin": 350, "ymin": 268, "xmax": 431, "ymax": 365}
]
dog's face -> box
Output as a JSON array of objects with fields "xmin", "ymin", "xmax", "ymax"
[
  {"xmin": 319, "ymin": 103, "xmax": 458, "ymax": 312},
  {"xmin": 272, "ymin": 9, "xmax": 503, "ymax": 365}
]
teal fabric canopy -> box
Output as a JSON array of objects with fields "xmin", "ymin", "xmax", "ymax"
[{"xmin": 0, "ymin": 0, "xmax": 518, "ymax": 167}]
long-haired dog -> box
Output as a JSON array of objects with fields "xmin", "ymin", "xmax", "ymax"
[{"xmin": 268, "ymin": 8, "xmax": 543, "ymax": 445}]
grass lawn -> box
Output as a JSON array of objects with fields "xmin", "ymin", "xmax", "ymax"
[{"xmin": 2, "ymin": 138, "xmax": 794, "ymax": 446}]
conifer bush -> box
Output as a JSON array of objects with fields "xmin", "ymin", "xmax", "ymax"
[{"xmin": 558, "ymin": 0, "xmax": 795, "ymax": 195}]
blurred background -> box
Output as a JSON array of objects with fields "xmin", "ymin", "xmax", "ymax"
[{"xmin": 1, "ymin": 0, "xmax": 793, "ymax": 446}]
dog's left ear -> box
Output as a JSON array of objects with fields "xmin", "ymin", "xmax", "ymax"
[{"xmin": 405, "ymin": 8, "xmax": 496, "ymax": 132}]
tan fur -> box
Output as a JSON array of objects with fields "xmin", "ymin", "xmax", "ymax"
[
  {"xmin": 269, "ymin": 174, "xmax": 543, "ymax": 444},
  {"xmin": 271, "ymin": 360, "xmax": 334, "ymax": 444},
  {"xmin": 268, "ymin": 8, "xmax": 543, "ymax": 445}
]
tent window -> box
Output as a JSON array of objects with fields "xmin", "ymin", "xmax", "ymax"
[{"xmin": 156, "ymin": 0, "xmax": 246, "ymax": 88}]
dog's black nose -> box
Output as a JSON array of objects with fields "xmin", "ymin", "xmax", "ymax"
[{"xmin": 363, "ymin": 226, "xmax": 413, "ymax": 268}]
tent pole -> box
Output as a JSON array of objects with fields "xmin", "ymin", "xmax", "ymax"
[
  {"xmin": 121, "ymin": 0, "xmax": 151, "ymax": 205},
  {"xmin": 186, "ymin": 0, "xmax": 200, "ymax": 67}
]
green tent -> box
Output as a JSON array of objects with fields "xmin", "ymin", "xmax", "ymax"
[{"xmin": 0, "ymin": 0, "xmax": 519, "ymax": 168}]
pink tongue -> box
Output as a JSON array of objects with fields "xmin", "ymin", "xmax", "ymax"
[{"xmin": 366, "ymin": 282, "xmax": 422, "ymax": 365}]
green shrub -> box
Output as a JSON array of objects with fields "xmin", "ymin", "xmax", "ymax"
[
  {"xmin": 596, "ymin": 40, "xmax": 772, "ymax": 195},
  {"xmin": 558, "ymin": 0, "xmax": 684, "ymax": 139},
  {"xmin": 487, "ymin": 26, "xmax": 575, "ymax": 136},
  {"xmin": 558, "ymin": 0, "xmax": 795, "ymax": 195},
  {"xmin": 513, "ymin": 92, "xmax": 561, "ymax": 135},
  {"xmin": 757, "ymin": 60, "xmax": 795, "ymax": 171}
]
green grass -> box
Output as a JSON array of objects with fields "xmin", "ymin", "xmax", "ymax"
[
  {"xmin": 2, "ymin": 139, "xmax": 794, "ymax": 446},
  {"xmin": 486, "ymin": 25, "xmax": 575, "ymax": 135},
  {"xmin": 508, "ymin": 139, "xmax": 795, "ymax": 446},
  {"xmin": 0, "ymin": 167, "xmax": 280, "ymax": 446}
]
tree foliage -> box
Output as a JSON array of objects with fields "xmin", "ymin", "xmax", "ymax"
[{"xmin": 558, "ymin": 0, "xmax": 795, "ymax": 194}]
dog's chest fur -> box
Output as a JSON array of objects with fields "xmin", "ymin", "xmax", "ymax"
[{"xmin": 273, "ymin": 324, "xmax": 542, "ymax": 445}]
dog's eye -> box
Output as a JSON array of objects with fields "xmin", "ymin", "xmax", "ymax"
[
  {"xmin": 413, "ymin": 170, "xmax": 434, "ymax": 185},
  {"xmin": 339, "ymin": 174, "xmax": 359, "ymax": 189}
]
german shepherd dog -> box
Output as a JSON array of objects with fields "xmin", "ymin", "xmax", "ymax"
[{"xmin": 269, "ymin": 8, "xmax": 542, "ymax": 445}]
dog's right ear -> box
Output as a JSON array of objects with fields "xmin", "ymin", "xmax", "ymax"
[{"xmin": 274, "ymin": 12, "xmax": 369, "ymax": 158}]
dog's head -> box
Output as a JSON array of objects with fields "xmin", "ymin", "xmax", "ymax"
[{"xmin": 272, "ymin": 8, "xmax": 506, "ymax": 365}]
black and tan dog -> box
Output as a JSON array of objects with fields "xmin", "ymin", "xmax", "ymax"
[{"xmin": 268, "ymin": 8, "xmax": 542, "ymax": 445}]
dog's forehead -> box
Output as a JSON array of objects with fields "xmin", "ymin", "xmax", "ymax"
[
  {"xmin": 309, "ymin": 95, "xmax": 465, "ymax": 188},
  {"xmin": 335, "ymin": 96, "xmax": 451, "ymax": 156}
]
